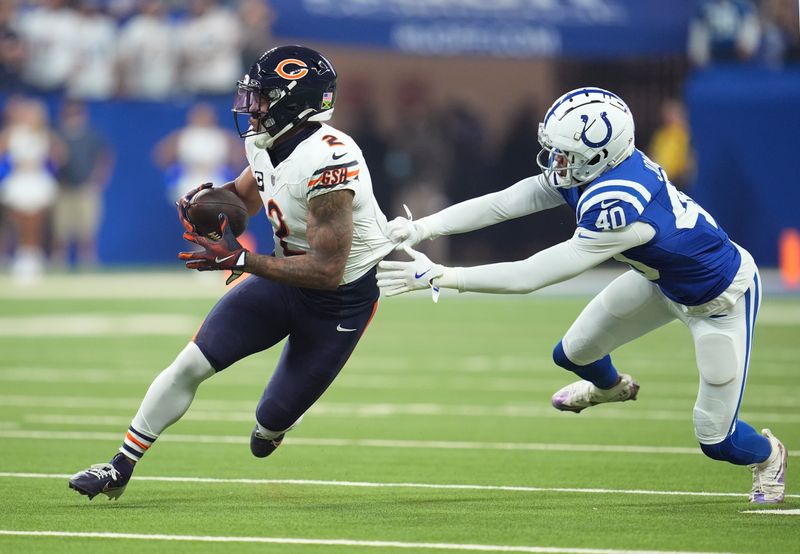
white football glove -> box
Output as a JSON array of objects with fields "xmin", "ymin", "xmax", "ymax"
[
  {"xmin": 377, "ymin": 245, "xmax": 445, "ymax": 302},
  {"xmin": 384, "ymin": 204, "xmax": 429, "ymax": 247}
]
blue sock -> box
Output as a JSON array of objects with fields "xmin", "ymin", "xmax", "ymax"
[
  {"xmin": 552, "ymin": 341, "xmax": 619, "ymax": 389},
  {"xmin": 700, "ymin": 420, "xmax": 771, "ymax": 465}
]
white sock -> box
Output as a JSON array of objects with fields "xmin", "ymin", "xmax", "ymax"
[
  {"xmin": 119, "ymin": 342, "xmax": 214, "ymax": 461},
  {"xmin": 256, "ymin": 413, "xmax": 305, "ymax": 439}
]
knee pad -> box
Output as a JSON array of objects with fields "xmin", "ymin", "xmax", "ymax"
[{"xmin": 695, "ymin": 333, "xmax": 737, "ymax": 386}]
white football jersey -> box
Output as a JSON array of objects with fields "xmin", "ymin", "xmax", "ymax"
[{"xmin": 244, "ymin": 124, "xmax": 394, "ymax": 285}]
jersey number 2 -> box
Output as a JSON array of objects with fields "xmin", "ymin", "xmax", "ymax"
[{"xmin": 267, "ymin": 199, "xmax": 305, "ymax": 256}]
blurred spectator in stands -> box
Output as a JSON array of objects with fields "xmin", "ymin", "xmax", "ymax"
[
  {"xmin": 179, "ymin": 0, "xmax": 241, "ymax": 95},
  {"xmin": 758, "ymin": 0, "xmax": 800, "ymax": 67},
  {"xmin": 0, "ymin": 98, "xmax": 65, "ymax": 283},
  {"xmin": 439, "ymin": 101, "xmax": 491, "ymax": 261},
  {"xmin": 340, "ymin": 77, "xmax": 392, "ymax": 215},
  {"xmin": 485, "ymin": 102, "xmax": 546, "ymax": 261},
  {"xmin": 440, "ymin": 102, "xmax": 488, "ymax": 204},
  {"xmin": 117, "ymin": 0, "xmax": 179, "ymax": 99},
  {"xmin": 153, "ymin": 103, "xmax": 241, "ymax": 203},
  {"xmin": 0, "ymin": 2, "xmax": 26, "ymax": 93},
  {"xmin": 16, "ymin": 0, "xmax": 79, "ymax": 93},
  {"xmin": 107, "ymin": 0, "xmax": 138, "ymax": 23},
  {"xmin": 648, "ymin": 98, "xmax": 694, "ymax": 190},
  {"xmin": 688, "ymin": 0, "xmax": 761, "ymax": 68},
  {"xmin": 53, "ymin": 100, "xmax": 112, "ymax": 268},
  {"xmin": 386, "ymin": 78, "xmax": 451, "ymax": 261},
  {"xmin": 238, "ymin": 0, "xmax": 275, "ymax": 71},
  {"xmin": 495, "ymin": 102, "xmax": 540, "ymax": 187},
  {"xmin": 67, "ymin": 0, "xmax": 117, "ymax": 100}
]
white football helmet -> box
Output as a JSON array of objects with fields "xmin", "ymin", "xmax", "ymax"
[{"xmin": 536, "ymin": 87, "xmax": 635, "ymax": 188}]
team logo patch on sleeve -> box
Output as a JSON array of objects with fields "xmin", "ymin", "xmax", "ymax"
[{"xmin": 307, "ymin": 161, "xmax": 360, "ymax": 193}]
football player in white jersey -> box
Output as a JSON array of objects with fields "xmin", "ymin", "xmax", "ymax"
[
  {"xmin": 378, "ymin": 88, "xmax": 787, "ymax": 504},
  {"xmin": 69, "ymin": 46, "xmax": 395, "ymax": 501}
]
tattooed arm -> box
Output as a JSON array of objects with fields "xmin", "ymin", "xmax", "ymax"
[{"xmin": 242, "ymin": 190, "xmax": 354, "ymax": 290}]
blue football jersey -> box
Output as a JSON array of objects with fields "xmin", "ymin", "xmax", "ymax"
[{"xmin": 558, "ymin": 149, "xmax": 741, "ymax": 306}]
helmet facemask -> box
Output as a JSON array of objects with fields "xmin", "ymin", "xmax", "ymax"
[
  {"xmin": 536, "ymin": 123, "xmax": 607, "ymax": 188},
  {"xmin": 232, "ymin": 76, "xmax": 290, "ymax": 140}
]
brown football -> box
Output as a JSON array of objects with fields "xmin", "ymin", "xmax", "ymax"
[{"xmin": 186, "ymin": 187, "xmax": 249, "ymax": 239}]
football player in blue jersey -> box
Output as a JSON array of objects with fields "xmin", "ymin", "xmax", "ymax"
[{"xmin": 377, "ymin": 88, "xmax": 787, "ymax": 504}]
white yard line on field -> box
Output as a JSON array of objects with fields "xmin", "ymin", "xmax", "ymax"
[
  {"xmin": 3, "ymin": 370, "xmax": 798, "ymax": 407},
  {"xmin": 0, "ymin": 314, "xmax": 198, "ymax": 337},
  {"xmin": 3, "ymin": 429, "xmax": 799, "ymax": 458},
  {"xmin": 739, "ymin": 509, "xmax": 800, "ymax": 515},
  {"xmin": 0, "ymin": 429, "xmax": 700, "ymax": 454},
  {"xmin": 0, "ymin": 530, "xmax": 740, "ymax": 554},
  {"xmin": 3, "ymin": 388, "xmax": 800, "ymax": 427},
  {"xmin": 3, "ymin": 472, "xmax": 793, "ymax": 501},
  {"xmin": 14, "ymin": 403, "xmax": 800, "ymax": 426},
  {"xmin": 739, "ymin": 508, "xmax": 800, "ymax": 516}
]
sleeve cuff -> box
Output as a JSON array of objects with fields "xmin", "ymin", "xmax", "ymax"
[{"xmin": 437, "ymin": 266, "xmax": 464, "ymax": 291}]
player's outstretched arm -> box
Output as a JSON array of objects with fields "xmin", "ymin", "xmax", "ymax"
[
  {"xmin": 240, "ymin": 189, "xmax": 354, "ymax": 290},
  {"xmin": 387, "ymin": 174, "xmax": 565, "ymax": 247},
  {"xmin": 378, "ymin": 222, "xmax": 654, "ymax": 297}
]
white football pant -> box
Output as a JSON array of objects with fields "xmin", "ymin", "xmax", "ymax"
[{"xmin": 560, "ymin": 269, "xmax": 760, "ymax": 445}]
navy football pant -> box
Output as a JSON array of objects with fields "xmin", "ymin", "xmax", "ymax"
[{"xmin": 194, "ymin": 272, "xmax": 378, "ymax": 433}]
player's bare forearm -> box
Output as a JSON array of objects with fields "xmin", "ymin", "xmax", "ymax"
[
  {"xmin": 243, "ymin": 190, "xmax": 354, "ymax": 290},
  {"xmin": 222, "ymin": 167, "xmax": 263, "ymax": 216}
]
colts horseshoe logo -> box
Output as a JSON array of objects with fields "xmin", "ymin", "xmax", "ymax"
[
  {"xmin": 579, "ymin": 112, "xmax": 613, "ymax": 148},
  {"xmin": 275, "ymin": 59, "xmax": 309, "ymax": 80}
]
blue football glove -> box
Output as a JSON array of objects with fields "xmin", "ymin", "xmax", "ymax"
[{"xmin": 179, "ymin": 214, "xmax": 248, "ymax": 285}]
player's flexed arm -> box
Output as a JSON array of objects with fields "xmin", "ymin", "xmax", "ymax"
[
  {"xmin": 242, "ymin": 189, "xmax": 353, "ymax": 289},
  {"xmin": 378, "ymin": 222, "xmax": 655, "ymax": 297},
  {"xmin": 179, "ymin": 176, "xmax": 354, "ymax": 290}
]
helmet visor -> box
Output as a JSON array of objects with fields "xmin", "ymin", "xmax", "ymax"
[{"xmin": 232, "ymin": 82, "xmax": 274, "ymax": 138}]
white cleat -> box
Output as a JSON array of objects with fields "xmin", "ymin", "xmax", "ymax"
[
  {"xmin": 551, "ymin": 374, "xmax": 639, "ymax": 413},
  {"xmin": 749, "ymin": 428, "xmax": 787, "ymax": 504}
]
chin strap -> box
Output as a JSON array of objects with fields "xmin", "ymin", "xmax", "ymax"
[{"xmin": 255, "ymin": 108, "xmax": 317, "ymax": 150}]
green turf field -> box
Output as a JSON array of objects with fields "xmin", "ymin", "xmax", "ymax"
[{"xmin": 1, "ymin": 276, "xmax": 798, "ymax": 553}]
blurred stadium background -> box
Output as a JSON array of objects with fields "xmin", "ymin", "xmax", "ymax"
[
  {"xmin": 0, "ymin": 0, "xmax": 798, "ymax": 285},
  {"xmin": 2, "ymin": 2, "xmax": 800, "ymax": 552}
]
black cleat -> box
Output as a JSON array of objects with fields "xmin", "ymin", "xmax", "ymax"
[
  {"xmin": 250, "ymin": 425, "xmax": 284, "ymax": 458},
  {"xmin": 68, "ymin": 453, "xmax": 132, "ymax": 501}
]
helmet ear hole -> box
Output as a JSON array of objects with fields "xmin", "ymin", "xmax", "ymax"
[{"xmin": 587, "ymin": 149, "xmax": 610, "ymax": 166}]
